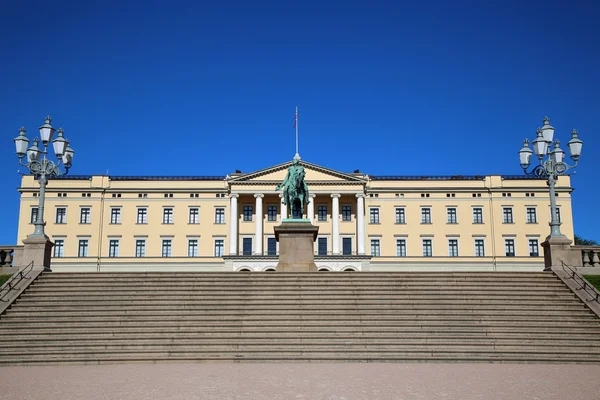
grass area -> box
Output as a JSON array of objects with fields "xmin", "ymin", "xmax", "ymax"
[
  {"xmin": 583, "ymin": 275, "xmax": 600, "ymax": 291},
  {"xmin": 0, "ymin": 274, "xmax": 13, "ymax": 287}
]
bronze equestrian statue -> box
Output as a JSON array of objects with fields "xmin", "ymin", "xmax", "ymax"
[{"xmin": 276, "ymin": 156, "xmax": 309, "ymax": 219}]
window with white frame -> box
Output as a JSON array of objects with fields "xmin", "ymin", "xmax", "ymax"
[
  {"xmin": 505, "ymin": 239, "xmax": 515, "ymax": 257},
  {"xmin": 267, "ymin": 205, "xmax": 278, "ymax": 222},
  {"xmin": 422, "ymin": 239, "xmax": 433, "ymax": 257},
  {"xmin": 529, "ymin": 239, "xmax": 539, "ymax": 257},
  {"xmin": 396, "ymin": 239, "xmax": 406, "ymax": 257},
  {"xmin": 135, "ymin": 240, "xmax": 146, "ymax": 257},
  {"xmin": 78, "ymin": 239, "xmax": 89, "ymax": 257},
  {"xmin": 341, "ymin": 205, "xmax": 352, "ymax": 222},
  {"xmin": 53, "ymin": 239, "xmax": 64, "ymax": 257},
  {"xmin": 552, "ymin": 207, "xmax": 562, "ymax": 223},
  {"xmin": 474, "ymin": 239, "xmax": 485, "ymax": 257},
  {"xmin": 421, "ymin": 208, "xmax": 431, "ymax": 224},
  {"xmin": 369, "ymin": 208, "xmax": 380, "ymax": 224},
  {"xmin": 108, "ymin": 239, "xmax": 119, "ymax": 257},
  {"xmin": 395, "ymin": 207, "xmax": 406, "ymax": 224},
  {"xmin": 110, "ymin": 208, "xmax": 121, "ymax": 224},
  {"xmin": 447, "ymin": 208, "xmax": 457, "ymax": 224},
  {"xmin": 80, "ymin": 208, "xmax": 91, "ymax": 224},
  {"xmin": 317, "ymin": 205, "xmax": 327, "ymax": 221},
  {"xmin": 472, "ymin": 207, "xmax": 483, "ymax": 224},
  {"xmin": 317, "ymin": 237, "xmax": 328, "ymax": 255},
  {"xmin": 188, "ymin": 239, "xmax": 198, "ymax": 257},
  {"xmin": 243, "ymin": 205, "xmax": 253, "ymax": 222},
  {"xmin": 503, "ymin": 207, "xmax": 513, "ymax": 223},
  {"xmin": 215, "ymin": 208, "xmax": 225, "ymax": 224},
  {"xmin": 189, "ymin": 207, "xmax": 199, "ymax": 224},
  {"xmin": 448, "ymin": 239, "xmax": 458, "ymax": 257},
  {"xmin": 162, "ymin": 239, "xmax": 172, "ymax": 257},
  {"xmin": 30, "ymin": 207, "xmax": 39, "ymax": 224},
  {"xmin": 137, "ymin": 208, "xmax": 147, "ymax": 224},
  {"xmin": 56, "ymin": 207, "xmax": 67, "ymax": 224},
  {"xmin": 342, "ymin": 237, "xmax": 352, "ymax": 255},
  {"xmin": 214, "ymin": 239, "xmax": 224, "ymax": 257},
  {"xmin": 370, "ymin": 239, "xmax": 380, "ymax": 257},
  {"xmin": 526, "ymin": 207, "xmax": 537, "ymax": 223},
  {"xmin": 163, "ymin": 208, "xmax": 174, "ymax": 224},
  {"xmin": 242, "ymin": 238, "xmax": 253, "ymax": 255},
  {"xmin": 267, "ymin": 237, "xmax": 277, "ymax": 255}
]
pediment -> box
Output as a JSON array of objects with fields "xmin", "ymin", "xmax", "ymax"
[{"xmin": 228, "ymin": 160, "xmax": 367, "ymax": 184}]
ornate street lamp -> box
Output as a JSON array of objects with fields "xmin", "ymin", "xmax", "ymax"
[
  {"xmin": 519, "ymin": 117, "xmax": 582, "ymax": 239},
  {"xmin": 14, "ymin": 116, "xmax": 74, "ymax": 242}
]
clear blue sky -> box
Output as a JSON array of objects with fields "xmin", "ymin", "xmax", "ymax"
[{"xmin": 1, "ymin": 1, "xmax": 598, "ymax": 244}]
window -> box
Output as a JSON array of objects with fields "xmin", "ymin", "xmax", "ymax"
[
  {"xmin": 214, "ymin": 239, "xmax": 224, "ymax": 257},
  {"xmin": 342, "ymin": 238, "xmax": 352, "ymax": 255},
  {"xmin": 110, "ymin": 208, "xmax": 121, "ymax": 224},
  {"xmin": 472, "ymin": 208, "xmax": 483, "ymax": 224},
  {"xmin": 188, "ymin": 239, "xmax": 198, "ymax": 257},
  {"xmin": 448, "ymin": 239, "xmax": 458, "ymax": 257},
  {"xmin": 55, "ymin": 208, "xmax": 67, "ymax": 224},
  {"xmin": 138, "ymin": 193, "xmax": 147, "ymax": 198},
  {"xmin": 242, "ymin": 205, "xmax": 253, "ymax": 222},
  {"xmin": 318, "ymin": 206, "xmax": 327, "ymax": 221},
  {"xmin": 341, "ymin": 205, "xmax": 352, "ymax": 222},
  {"xmin": 553, "ymin": 208, "xmax": 562, "ymax": 223},
  {"xmin": 396, "ymin": 239, "xmax": 406, "ymax": 257},
  {"xmin": 267, "ymin": 238, "xmax": 277, "ymax": 256},
  {"xmin": 317, "ymin": 237, "xmax": 328, "ymax": 255},
  {"xmin": 137, "ymin": 208, "xmax": 147, "ymax": 224},
  {"xmin": 162, "ymin": 240, "xmax": 172, "ymax": 257},
  {"xmin": 529, "ymin": 239, "xmax": 539, "ymax": 257},
  {"xmin": 112, "ymin": 193, "xmax": 121, "ymax": 198},
  {"xmin": 503, "ymin": 207, "xmax": 513, "ymax": 223},
  {"xmin": 422, "ymin": 239, "xmax": 433, "ymax": 257},
  {"xmin": 267, "ymin": 205, "xmax": 278, "ymax": 222},
  {"xmin": 526, "ymin": 207, "xmax": 537, "ymax": 223},
  {"xmin": 163, "ymin": 208, "xmax": 173, "ymax": 224},
  {"xmin": 242, "ymin": 238, "xmax": 253, "ymax": 255},
  {"xmin": 189, "ymin": 208, "xmax": 199, "ymax": 224},
  {"xmin": 395, "ymin": 208, "xmax": 406, "ymax": 224},
  {"xmin": 53, "ymin": 240, "xmax": 64, "ymax": 257},
  {"xmin": 505, "ymin": 239, "xmax": 515, "ymax": 257},
  {"xmin": 164, "ymin": 193, "xmax": 173, "ymax": 198},
  {"xmin": 135, "ymin": 240, "xmax": 146, "ymax": 257},
  {"xmin": 30, "ymin": 207, "xmax": 39, "ymax": 224},
  {"xmin": 215, "ymin": 208, "xmax": 225, "ymax": 224},
  {"xmin": 109, "ymin": 240, "xmax": 119, "ymax": 257},
  {"xmin": 475, "ymin": 239, "xmax": 485, "ymax": 257},
  {"xmin": 421, "ymin": 208, "xmax": 431, "ymax": 224},
  {"xmin": 370, "ymin": 239, "xmax": 380, "ymax": 257},
  {"xmin": 369, "ymin": 208, "xmax": 380, "ymax": 224},
  {"xmin": 292, "ymin": 207, "xmax": 302, "ymax": 219},
  {"xmin": 80, "ymin": 208, "xmax": 91, "ymax": 224},
  {"xmin": 78, "ymin": 240, "xmax": 89, "ymax": 257},
  {"xmin": 447, "ymin": 208, "xmax": 457, "ymax": 224}
]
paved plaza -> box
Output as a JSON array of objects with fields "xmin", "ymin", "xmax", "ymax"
[{"xmin": 1, "ymin": 363, "xmax": 598, "ymax": 400}]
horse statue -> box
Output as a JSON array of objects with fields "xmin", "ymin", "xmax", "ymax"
[{"xmin": 276, "ymin": 156, "xmax": 309, "ymax": 219}]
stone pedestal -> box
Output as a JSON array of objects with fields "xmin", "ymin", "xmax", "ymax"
[
  {"xmin": 541, "ymin": 235, "xmax": 576, "ymax": 271},
  {"xmin": 19, "ymin": 236, "xmax": 54, "ymax": 271},
  {"xmin": 274, "ymin": 220, "xmax": 319, "ymax": 272}
]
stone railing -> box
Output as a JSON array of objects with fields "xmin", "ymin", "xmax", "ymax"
[
  {"xmin": 0, "ymin": 246, "xmax": 16, "ymax": 268},
  {"xmin": 573, "ymin": 245, "xmax": 600, "ymax": 268}
]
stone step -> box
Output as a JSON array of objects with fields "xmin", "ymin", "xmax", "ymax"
[
  {"xmin": 4, "ymin": 310, "xmax": 595, "ymax": 321},
  {"xmin": 7, "ymin": 306, "xmax": 590, "ymax": 316},
  {"xmin": 44, "ymin": 272, "xmax": 554, "ymax": 277}
]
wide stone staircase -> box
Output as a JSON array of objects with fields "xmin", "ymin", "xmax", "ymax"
[{"xmin": 1, "ymin": 272, "xmax": 599, "ymax": 364}]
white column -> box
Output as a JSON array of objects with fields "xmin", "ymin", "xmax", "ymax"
[
  {"xmin": 279, "ymin": 194, "xmax": 287, "ymax": 221},
  {"xmin": 228, "ymin": 194, "xmax": 239, "ymax": 255},
  {"xmin": 331, "ymin": 194, "xmax": 340, "ymax": 255},
  {"xmin": 356, "ymin": 193, "xmax": 365, "ymax": 255},
  {"xmin": 307, "ymin": 194, "xmax": 316, "ymax": 224},
  {"xmin": 254, "ymin": 194, "xmax": 264, "ymax": 255}
]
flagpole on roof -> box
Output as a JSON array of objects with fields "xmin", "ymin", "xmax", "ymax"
[{"xmin": 294, "ymin": 105, "xmax": 300, "ymax": 160}]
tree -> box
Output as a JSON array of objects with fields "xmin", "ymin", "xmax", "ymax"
[{"xmin": 574, "ymin": 234, "xmax": 599, "ymax": 246}]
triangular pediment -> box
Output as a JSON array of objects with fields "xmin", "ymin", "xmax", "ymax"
[{"xmin": 228, "ymin": 161, "xmax": 367, "ymax": 183}]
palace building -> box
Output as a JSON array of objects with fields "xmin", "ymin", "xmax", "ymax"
[{"xmin": 15, "ymin": 160, "xmax": 574, "ymax": 272}]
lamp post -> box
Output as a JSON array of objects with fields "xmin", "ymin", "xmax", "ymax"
[
  {"xmin": 519, "ymin": 116, "xmax": 582, "ymax": 240},
  {"xmin": 14, "ymin": 116, "xmax": 74, "ymax": 269}
]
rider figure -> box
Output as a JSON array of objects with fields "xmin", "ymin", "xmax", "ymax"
[
  {"xmin": 276, "ymin": 156, "xmax": 309, "ymax": 218},
  {"xmin": 276, "ymin": 156, "xmax": 304, "ymax": 197}
]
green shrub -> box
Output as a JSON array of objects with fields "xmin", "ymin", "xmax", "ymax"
[
  {"xmin": 583, "ymin": 275, "xmax": 600, "ymax": 291},
  {"xmin": 0, "ymin": 274, "xmax": 12, "ymax": 287}
]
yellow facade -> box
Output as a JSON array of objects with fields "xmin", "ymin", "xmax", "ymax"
[{"xmin": 16, "ymin": 160, "xmax": 574, "ymax": 272}]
